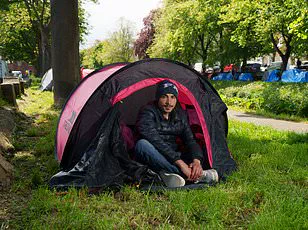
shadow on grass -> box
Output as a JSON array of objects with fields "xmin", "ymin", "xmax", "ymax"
[{"xmin": 0, "ymin": 104, "xmax": 60, "ymax": 200}]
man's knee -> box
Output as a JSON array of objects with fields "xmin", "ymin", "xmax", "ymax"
[{"xmin": 135, "ymin": 139, "xmax": 152, "ymax": 152}]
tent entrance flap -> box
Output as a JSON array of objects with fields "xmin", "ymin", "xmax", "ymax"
[{"xmin": 113, "ymin": 78, "xmax": 213, "ymax": 167}]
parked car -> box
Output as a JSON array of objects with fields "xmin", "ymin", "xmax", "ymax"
[
  {"xmin": 11, "ymin": 70, "xmax": 22, "ymax": 78},
  {"xmin": 241, "ymin": 62, "xmax": 261, "ymax": 72},
  {"xmin": 299, "ymin": 60, "xmax": 308, "ymax": 70},
  {"xmin": 266, "ymin": 61, "xmax": 283, "ymax": 71},
  {"xmin": 223, "ymin": 64, "xmax": 239, "ymax": 73}
]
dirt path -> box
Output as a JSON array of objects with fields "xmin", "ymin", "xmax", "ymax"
[{"xmin": 227, "ymin": 110, "xmax": 308, "ymax": 134}]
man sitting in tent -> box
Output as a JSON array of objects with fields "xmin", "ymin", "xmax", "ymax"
[{"xmin": 135, "ymin": 80, "xmax": 218, "ymax": 188}]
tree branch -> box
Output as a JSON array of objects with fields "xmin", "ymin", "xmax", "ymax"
[
  {"xmin": 23, "ymin": 0, "xmax": 35, "ymax": 25},
  {"xmin": 270, "ymin": 33, "xmax": 283, "ymax": 58},
  {"xmin": 23, "ymin": 0, "xmax": 42, "ymax": 28},
  {"xmin": 40, "ymin": 0, "xmax": 47, "ymax": 24}
]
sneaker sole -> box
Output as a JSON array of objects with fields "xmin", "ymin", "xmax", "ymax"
[{"xmin": 160, "ymin": 173, "xmax": 185, "ymax": 188}]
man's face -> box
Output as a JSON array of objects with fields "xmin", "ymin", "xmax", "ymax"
[{"xmin": 158, "ymin": 93, "xmax": 177, "ymax": 114}]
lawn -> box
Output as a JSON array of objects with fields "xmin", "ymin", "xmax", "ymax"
[{"xmin": 2, "ymin": 83, "xmax": 307, "ymax": 229}]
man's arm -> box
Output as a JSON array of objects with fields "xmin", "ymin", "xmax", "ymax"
[{"xmin": 174, "ymin": 159, "xmax": 192, "ymax": 179}]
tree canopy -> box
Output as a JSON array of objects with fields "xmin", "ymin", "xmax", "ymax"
[
  {"xmin": 219, "ymin": 0, "xmax": 308, "ymax": 70},
  {"xmin": 148, "ymin": 0, "xmax": 253, "ymax": 69},
  {"xmin": 133, "ymin": 9, "xmax": 160, "ymax": 60},
  {"xmin": 80, "ymin": 19, "xmax": 136, "ymax": 68},
  {"xmin": 0, "ymin": 2, "xmax": 37, "ymax": 64},
  {"xmin": 0, "ymin": 0, "xmax": 95, "ymax": 76},
  {"xmin": 145, "ymin": 0, "xmax": 307, "ymax": 70},
  {"xmin": 2, "ymin": 0, "xmax": 305, "ymax": 76},
  {"xmin": 80, "ymin": 41, "xmax": 104, "ymax": 69}
]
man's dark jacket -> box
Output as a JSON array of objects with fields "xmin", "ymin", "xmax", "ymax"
[{"xmin": 136, "ymin": 103, "xmax": 203, "ymax": 163}]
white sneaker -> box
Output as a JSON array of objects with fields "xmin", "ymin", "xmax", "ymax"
[
  {"xmin": 159, "ymin": 172, "xmax": 186, "ymax": 188},
  {"xmin": 196, "ymin": 169, "xmax": 219, "ymax": 184}
]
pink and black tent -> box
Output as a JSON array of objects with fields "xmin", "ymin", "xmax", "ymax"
[{"xmin": 50, "ymin": 58, "xmax": 236, "ymax": 190}]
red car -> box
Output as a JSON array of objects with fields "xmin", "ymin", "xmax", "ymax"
[{"xmin": 224, "ymin": 64, "xmax": 238, "ymax": 73}]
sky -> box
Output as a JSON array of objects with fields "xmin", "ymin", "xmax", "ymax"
[{"xmin": 82, "ymin": 0, "xmax": 162, "ymax": 49}]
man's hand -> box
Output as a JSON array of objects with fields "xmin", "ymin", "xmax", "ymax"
[
  {"xmin": 175, "ymin": 159, "xmax": 192, "ymax": 180},
  {"xmin": 189, "ymin": 159, "xmax": 203, "ymax": 181}
]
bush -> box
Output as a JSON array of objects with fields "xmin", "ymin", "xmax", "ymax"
[
  {"xmin": 262, "ymin": 83, "xmax": 308, "ymax": 117},
  {"xmin": 211, "ymin": 81, "xmax": 308, "ymax": 118}
]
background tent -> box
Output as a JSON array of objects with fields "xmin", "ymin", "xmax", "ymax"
[
  {"xmin": 238, "ymin": 73, "xmax": 253, "ymax": 81},
  {"xmin": 0, "ymin": 60, "xmax": 9, "ymax": 80},
  {"xmin": 50, "ymin": 59, "xmax": 237, "ymax": 190},
  {"xmin": 233, "ymin": 72, "xmax": 240, "ymax": 80},
  {"xmin": 212, "ymin": 72, "xmax": 233, "ymax": 81},
  {"xmin": 281, "ymin": 69, "xmax": 308, "ymax": 82},
  {"xmin": 40, "ymin": 68, "xmax": 53, "ymax": 91},
  {"xmin": 264, "ymin": 69, "xmax": 280, "ymax": 82}
]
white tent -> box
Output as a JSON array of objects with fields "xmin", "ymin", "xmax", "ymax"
[
  {"xmin": 0, "ymin": 60, "xmax": 9, "ymax": 79},
  {"xmin": 40, "ymin": 68, "xmax": 53, "ymax": 91}
]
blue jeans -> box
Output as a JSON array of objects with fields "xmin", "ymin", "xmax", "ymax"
[{"xmin": 135, "ymin": 139, "xmax": 180, "ymax": 174}]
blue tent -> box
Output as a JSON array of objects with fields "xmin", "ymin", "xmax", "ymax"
[
  {"xmin": 233, "ymin": 72, "xmax": 240, "ymax": 80},
  {"xmin": 238, "ymin": 73, "xmax": 253, "ymax": 81},
  {"xmin": 212, "ymin": 72, "xmax": 233, "ymax": 81},
  {"xmin": 264, "ymin": 69, "xmax": 280, "ymax": 82},
  {"xmin": 281, "ymin": 69, "xmax": 308, "ymax": 83}
]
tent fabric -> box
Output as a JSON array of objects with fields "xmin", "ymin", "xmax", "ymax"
[
  {"xmin": 264, "ymin": 69, "xmax": 280, "ymax": 82},
  {"xmin": 50, "ymin": 105, "xmax": 155, "ymax": 190},
  {"xmin": 40, "ymin": 68, "xmax": 53, "ymax": 91},
  {"xmin": 56, "ymin": 63, "xmax": 127, "ymax": 161},
  {"xmin": 233, "ymin": 72, "xmax": 240, "ymax": 80},
  {"xmin": 281, "ymin": 69, "xmax": 308, "ymax": 82},
  {"xmin": 238, "ymin": 73, "xmax": 253, "ymax": 81},
  {"xmin": 212, "ymin": 72, "xmax": 233, "ymax": 81},
  {"xmin": 51, "ymin": 58, "xmax": 237, "ymax": 190},
  {"xmin": 298, "ymin": 71, "xmax": 308, "ymax": 82}
]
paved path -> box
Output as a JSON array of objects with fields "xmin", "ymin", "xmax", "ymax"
[{"xmin": 227, "ymin": 110, "xmax": 308, "ymax": 134}]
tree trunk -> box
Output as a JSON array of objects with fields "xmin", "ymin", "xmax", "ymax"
[
  {"xmin": 51, "ymin": 0, "xmax": 80, "ymax": 107},
  {"xmin": 270, "ymin": 33, "xmax": 292, "ymax": 72},
  {"xmin": 281, "ymin": 55, "xmax": 289, "ymax": 72},
  {"xmin": 272, "ymin": 52, "xmax": 276, "ymax": 62},
  {"xmin": 39, "ymin": 25, "xmax": 51, "ymax": 77}
]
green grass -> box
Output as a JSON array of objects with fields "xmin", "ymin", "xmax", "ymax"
[{"xmin": 3, "ymin": 84, "xmax": 308, "ymax": 229}]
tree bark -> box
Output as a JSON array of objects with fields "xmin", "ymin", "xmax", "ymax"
[
  {"xmin": 51, "ymin": 0, "xmax": 80, "ymax": 107},
  {"xmin": 39, "ymin": 25, "xmax": 51, "ymax": 76},
  {"xmin": 270, "ymin": 33, "xmax": 292, "ymax": 72}
]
